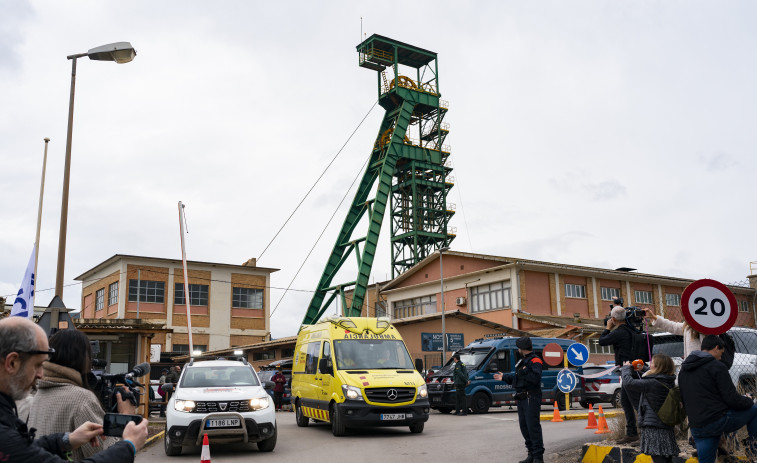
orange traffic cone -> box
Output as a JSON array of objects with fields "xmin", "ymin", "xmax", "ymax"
[
  {"xmin": 594, "ymin": 405, "xmax": 610, "ymax": 434},
  {"xmin": 585, "ymin": 403, "xmax": 597, "ymax": 429},
  {"xmin": 550, "ymin": 401, "xmax": 563, "ymax": 422},
  {"xmin": 200, "ymin": 433, "xmax": 211, "ymax": 463}
]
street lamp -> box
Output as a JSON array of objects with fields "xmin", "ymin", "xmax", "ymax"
[
  {"xmin": 439, "ymin": 246, "xmax": 450, "ymax": 364},
  {"xmin": 51, "ymin": 42, "xmax": 136, "ymax": 331}
]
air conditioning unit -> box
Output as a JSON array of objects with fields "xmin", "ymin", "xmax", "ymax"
[{"xmin": 455, "ymin": 297, "xmax": 466, "ymax": 306}]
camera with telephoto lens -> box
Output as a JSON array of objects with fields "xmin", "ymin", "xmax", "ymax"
[
  {"xmin": 624, "ymin": 306, "xmax": 646, "ymax": 332},
  {"xmin": 90, "ymin": 362, "xmax": 151, "ymax": 412}
]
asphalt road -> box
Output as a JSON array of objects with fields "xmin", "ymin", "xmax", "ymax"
[{"xmin": 140, "ymin": 407, "xmax": 609, "ymax": 462}]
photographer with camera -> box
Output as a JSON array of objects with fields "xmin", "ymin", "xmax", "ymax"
[
  {"xmin": 27, "ymin": 330, "xmax": 139, "ymax": 460},
  {"xmin": 0, "ymin": 317, "xmax": 147, "ymax": 462},
  {"xmin": 599, "ymin": 298, "xmax": 645, "ymax": 445}
]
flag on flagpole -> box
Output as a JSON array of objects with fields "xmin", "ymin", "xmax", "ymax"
[{"xmin": 11, "ymin": 245, "xmax": 37, "ymax": 319}]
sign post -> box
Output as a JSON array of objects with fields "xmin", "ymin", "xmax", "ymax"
[{"xmin": 681, "ymin": 279, "xmax": 738, "ymax": 335}]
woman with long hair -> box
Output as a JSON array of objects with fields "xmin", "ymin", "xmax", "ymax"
[
  {"xmin": 621, "ymin": 354, "xmax": 681, "ymax": 463},
  {"xmin": 27, "ymin": 330, "xmax": 136, "ymax": 460}
]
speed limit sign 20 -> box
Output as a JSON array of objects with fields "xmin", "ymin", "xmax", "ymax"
[{"xmin": 681, "ymin": 279, "xmax": 739, "ymax": 335}]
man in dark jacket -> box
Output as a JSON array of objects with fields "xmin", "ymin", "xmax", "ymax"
[
  {"xmin": 452, "ymin": 354, "xmax": 469, "ymax": 416},
  {"xmin": 271, "ymin": 367, "xmax": 287, "ymax": 411},
  {"xmin": 679, "ymin": 335, "xmax": 757, "ymax": 463},
  {"xmin": 494, "ymin": 336, "xmax": 544, "ymax": 463},
  {"xmin": 0, "ymin": 317, "xmax": 148, "ymax": 463},
  {"xmin": 598, "ymin": 303, "xmax": 640, "ymax": 444}
]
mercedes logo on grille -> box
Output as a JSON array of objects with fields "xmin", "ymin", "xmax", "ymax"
[
  {"xmin": 386, "ymin": 389, "xmax": 398, "ymax": 401},
  {"xmin": 219, "ymin": 402, "xmax": 228, "ymax": 411}
]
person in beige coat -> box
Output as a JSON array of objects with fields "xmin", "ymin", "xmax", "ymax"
[{"xmin": 27, "ymin": 330, "xmax": 136, "ymax": 460}]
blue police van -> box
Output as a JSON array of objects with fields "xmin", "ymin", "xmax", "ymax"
[{"xmin": 427, "ymin": 336, "xmax": 583, "ymax": 414}]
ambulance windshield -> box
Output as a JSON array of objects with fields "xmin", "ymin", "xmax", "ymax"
[{"xmin": 334, "ymin": 339, "xmax": 414, "ymax": 370}]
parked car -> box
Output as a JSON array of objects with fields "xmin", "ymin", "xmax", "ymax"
[
  {"xmin": 164, "ymin": 358, "xmax": 277, "ymax": 455},
  {"xmin": 579, "ymin": 364, "xmax": 621, "ymax": 409}
]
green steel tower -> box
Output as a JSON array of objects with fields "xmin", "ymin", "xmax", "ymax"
[{"xmin": 301, "ymin": 35, "xmax": 455, "ymax": 325}]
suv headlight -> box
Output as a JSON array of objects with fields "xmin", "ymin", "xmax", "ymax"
[
  {"xmin": 249, "ymin": 396, "xmax": 271, "ymax": 411},
  {"xmin": 341, "ymin": 385, "xmax": 364, "ymax": 401},
  {"xmin": 174, "ymin": 399, "xmax": 196, "ymax": 412},
  {"xmin": 417, "ymin": 384, "xmax": 428, "ymax": 399}
]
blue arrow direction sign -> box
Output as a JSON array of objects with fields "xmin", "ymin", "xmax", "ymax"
[
  {"xmin": 566, "ymin": 342, "xmax": 589, "ymax": 367},
  {"xmin": 556, "ymin": 369, "xmax": 577, "ymax": 393}
]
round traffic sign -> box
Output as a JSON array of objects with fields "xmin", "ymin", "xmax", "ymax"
[
  {"xmin": 556, "ymin": 369, "xmax": 577, "ymax": 393},
  {"xmin": 542, "ymin": 343, "xmax": 564, "ymax": 367},
  {"xmin": 682, "ymin": 278, "xmax": 738, "ymax": 335},
  {"xmin": 566, "ymin": 342, "xmax": 589, "ymax": 367}
]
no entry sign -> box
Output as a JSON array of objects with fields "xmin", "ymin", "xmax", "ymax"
[
  {"xmin": 542, "ymin": 342, "xmax": 564, "ymax": 367},
  {"xmin": 682, "ymin": 278, "xmax": 739, "ymax": 335}
]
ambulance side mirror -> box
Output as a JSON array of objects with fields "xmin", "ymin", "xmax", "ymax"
[
  {"xmin": 415, "ymin": 358, "xmax": 424, "ymax": 372},
  {"xmin": 319, "ymin": 358, "xmax": 333, "ymax": 375}
]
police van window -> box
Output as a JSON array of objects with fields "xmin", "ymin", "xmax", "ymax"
[
  {"xmin": 491, "ymin": 350, "xmax": 510, "ymax": 371},
  {"xmin": 305, "ymin": 341, "xmax": 320, "ymax": 375}
]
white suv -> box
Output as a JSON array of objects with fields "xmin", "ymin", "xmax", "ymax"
[{"xmin": 164, "ymin": 359, "xmax": 276, "ymax": 455}]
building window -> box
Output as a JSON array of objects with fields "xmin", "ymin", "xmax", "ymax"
[
  {"xmin": 589, "ymin": 339, "xmax": 613, "ymax": 355},
  {"xmin": 175, "ymin": 283, "xmax": 209, "ymax": 306},
  {"xmin": 470, "ymin": 281, "xmax": 512, "ymax": 313},
  {"xmin": 173, "ymin": 344, "xmax": 207, "ymax": 353},
  {"xmin": 128, "ymin": 280, "xmax": 165, "ymax": 303},
  {"xmin": 95, "ymin": 289, "xmax": 104, "ymax": 311},
  {"xmin": 565, "ymin": 284, "xmax": 587, "ymax": 299},
  {"xmin": 281, "ymin": 348, "xmax": 295, "ymax": 358},
  {"xmin": 740, "ymin": 301, "xmax": 751, "ymax": 313},
  {"xmin": 665, "ymin": 293, "xmax": 681, "ymax": 307},
  {"xmin": 635, "ymin": 290, "xmax": 653, "ymax": 305},
  {"xmin": 393, "ymin": 295, "xmax": 437, "ymax": 319},
  {"xmin": 253, "ymin": 351, "xmax": 275, "ymax": 361},
  {"xmin": 375, "ymin": 301, "xmax": 387, "ymax": 318},
  {"xmin": 108, "ymin": 282, "xmax": 119, "ymax": 306},
  {"xmin": 232, "ymin": 287, "xmax": 263, "ymax": 309},
  {"xmin": 600, "ymin": 287, "xmax": 620, "ymax": 301}
]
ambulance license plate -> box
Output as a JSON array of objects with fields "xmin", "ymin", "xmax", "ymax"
[
  {"xmin": 380, "ymin": 413, "xmax": 405, "ymax": 420},
  {"xmin": 206, "ymin": 418, "xmax": 240, "ymax": 428}
]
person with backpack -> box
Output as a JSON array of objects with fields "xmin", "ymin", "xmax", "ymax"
[
  {"xmin": 679, "ymin": 335, "xmax": 757, "ymax": 463},
  {"xmin": 621, "ymin": 354, "xmax": 681, "ymax": 463},
  {"xmin": 599, "ymin": 301, "xmax": 644, "ymax": 444}
]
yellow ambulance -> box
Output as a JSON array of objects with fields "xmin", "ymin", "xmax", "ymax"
[{"xmin": 291, "ymin": 316, "xmax": 430, "ymax": 436}]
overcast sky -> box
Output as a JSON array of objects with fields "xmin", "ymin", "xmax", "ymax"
[{"xmin": 1, "ymin": 1, "xmax": 755, "ymax": 338}]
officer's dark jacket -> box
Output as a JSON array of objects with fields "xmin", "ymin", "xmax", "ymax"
[
  {"xmin": 598, "ymin": 323, "xmax": 635, "ymax": 366},
  {"xmin": 503, "ymin": 352, "xmax": 543, "ymax": 393},
  {"xmin": 620, "ymin": 365, "xmax": 674, "ymax": 429},
  {"xmin": 0, "ymin": 391, "xmax": 134, "ymax": 463},
  {"xmin": 452, "ymin": 361, "xmax": 468, "ymax": 385},
  {"xmin": 679, "ymin": 351, "xmax": 753, "ymax": 428}
]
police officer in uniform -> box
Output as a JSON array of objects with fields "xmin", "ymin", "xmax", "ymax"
[
  {"xmin": 494, "ymin": 336, "xmax": 544, "ymax": 463},
  {"xmin": 452, "ymin": 354, "xmax": 469, "ymax": 415}
]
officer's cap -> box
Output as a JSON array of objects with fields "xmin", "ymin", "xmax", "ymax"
[{"xmin": 515, "ymin": 336, "xmax": 532, "ymax": 350}]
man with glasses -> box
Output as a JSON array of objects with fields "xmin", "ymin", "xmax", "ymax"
[{"xmin": 0, "ymin": 317, "xmax": 148, "ymax": 462}]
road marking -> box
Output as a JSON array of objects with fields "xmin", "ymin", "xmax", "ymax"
[{"xmin": 477, "ymin": 415, "xmax": 517, "ymax": 422}]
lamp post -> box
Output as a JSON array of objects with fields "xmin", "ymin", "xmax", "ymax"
[
  {"xmin": 439, "ymin": 246, "xmax": 450, "ymax": 364},
  {"xmin": 51, "ymin": 42, "xmax": 136, "ymax": 330}
]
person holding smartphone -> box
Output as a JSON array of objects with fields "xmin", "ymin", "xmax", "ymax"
[
  {"xmin": 27, "ymin": 329, "xmax": 138, "ymax": 460},
  {"xmin": 0, "ymin": 317, "xmax": 148, "ymax": 462}
]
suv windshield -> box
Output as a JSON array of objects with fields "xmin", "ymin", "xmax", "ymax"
[
  {"xmin": 180, "ymin": 365, "xmax": 260, "ymax": 388},
  {"xmin": 333, "ymin": 339, "xmax": 414, "ymax": 370}
]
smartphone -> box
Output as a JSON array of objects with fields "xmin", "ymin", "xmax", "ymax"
[{"xmin": 103, "ymin": 413, "xmax": 143, "ymax": 437}]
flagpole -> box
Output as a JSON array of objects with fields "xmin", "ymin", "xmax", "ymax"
[
  {"xmin": 178, "ymin": 201, "xmax": 194, "ymax": 354},
  {"xmin": 33, "ymin": 138, "xmax": 50, "ymax": 306}
]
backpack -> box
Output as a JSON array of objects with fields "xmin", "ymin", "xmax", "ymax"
[
  {"xmin": 654, "ymin": 380, "xmax": 686, "ymax": 427},
  {"xmin": 719, "ymin": 332, "xmax": 736, "ymax": 370}
]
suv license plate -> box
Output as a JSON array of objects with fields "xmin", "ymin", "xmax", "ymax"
[
  {"xmin": 380, "ymin": 414, "xmax": 405, "ymax": 420},
  {"xmin": 206, "ymin": 418, "xmax": 240, "ymax": 428}
]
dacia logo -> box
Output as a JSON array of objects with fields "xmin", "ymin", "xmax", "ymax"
[
  {"xmin": 386, "ymin": 389, "xmax": 398, "ymax": 401},
  {"xmin": 219, "ymin": 402, "xmax": 228, "ymax": 411}
]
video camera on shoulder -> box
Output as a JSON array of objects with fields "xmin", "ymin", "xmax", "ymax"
[
  {"xmin": 91, "ymin": 361, "xmax": 151, "ymax": 412},
  {"xmin": 605, "ymin": 297, "xmax": 646, "ymax": 332}
]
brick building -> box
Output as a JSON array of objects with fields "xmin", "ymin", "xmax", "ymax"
[{"xmin": 75, "ymin": 255, "xmax": 278, "ymax": 354}]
